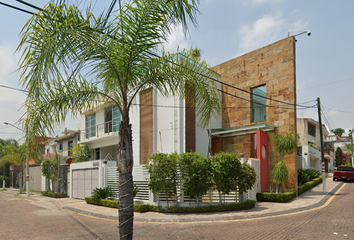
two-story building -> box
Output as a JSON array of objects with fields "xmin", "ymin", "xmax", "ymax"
[{"xmin": 297, "ymin": 118, "xmax": 330, "ymax": 172}]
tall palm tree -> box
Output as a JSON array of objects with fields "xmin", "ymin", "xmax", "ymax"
[{"xmin": 17, "ymin": 1, "xmax": 220, "ymax": 239}]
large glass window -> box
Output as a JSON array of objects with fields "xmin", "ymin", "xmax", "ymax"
[
  {"xmin": 251, "ymin": 85, "xmax": 266, "ymax": 122},
  {"xmin": 105, "ymin": 106, "xmax": 122, "ymax": 133},
  {"xmin": 85, "ymin": 114, "xmax": 96, "ymax": 138}
]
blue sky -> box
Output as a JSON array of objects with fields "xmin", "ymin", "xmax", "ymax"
[{"xmin": 0, "ymin": 0, "xmax": 353, "ymax": 140}]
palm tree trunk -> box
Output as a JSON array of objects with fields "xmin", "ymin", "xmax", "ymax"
[{"xmin": 118, "ymin": 116, "xmax": 134, "ymax": 240}]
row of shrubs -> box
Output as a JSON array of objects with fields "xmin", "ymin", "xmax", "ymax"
[
  {"xmin": 85, "ymin": 196, "xmax": 256, "ymax": 213},
  {"xmin": 41, "ymin": 191, "xmax": 67, "ymax": 198},
  {"xmin": 256, "ymin": 175, "xmax": 322, "ymax": 203}
]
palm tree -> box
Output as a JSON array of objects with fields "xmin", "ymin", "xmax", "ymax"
[{"xmin": 17, "ymin": 1, "xmax": 220, "ymax": 238}]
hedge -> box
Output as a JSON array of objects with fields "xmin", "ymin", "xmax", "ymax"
[
  {"xmin": 256, "ymin": 191, "xmax": 296, "ymax": 203},
  {"xmin": 41, "ymin": 191, "xmax": 67, "ymax": 198},
  {"xmin": 257, "ymin": 175, "xmax": 323, "ymax": 202},
  {"xmin": 85, "ymin": 197, "xmax": 256, "ymax": 213}
]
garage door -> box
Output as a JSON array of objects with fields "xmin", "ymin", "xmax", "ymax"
[{"xmin": 72, "ymin": 168, "xmax": 98, "ymax": 199}]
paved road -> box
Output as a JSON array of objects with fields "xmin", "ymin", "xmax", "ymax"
[
  {"xmin": 0, "ymin": 181, "xmax": 353, "ymax": 240},
  {"xmin": 133, "ymin": 182, "xmax": 354, "ymax": 240},
  {"xmin": 0, "ymin": 192, "xmax": 118, "ymax": 240}
]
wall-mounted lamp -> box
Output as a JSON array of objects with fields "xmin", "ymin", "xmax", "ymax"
[{"xmin": 288, "ymin": 30, "xmax": 311, "ymax": 37}]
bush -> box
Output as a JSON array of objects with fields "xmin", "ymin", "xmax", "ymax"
[
  {"xmin": 298, "ymin": 176, "xmax": 322, "ymax": 195},
  {"xmin": 85, "ymin": 197, "xmax": 256, "ymax": 213},
  {"xmin": 42, "ymin": 191, "xmax": 67, "ymax": 198},
  {"xmin": 297, "ymin": 169, "xmax": 310, "ymax": 185},
  {"xmin": 256, "ymin": 191, "xmax": 296, "ymax": 203},
  {"xmin": 92, "ymin": 187, "xmax": 114, "ymax": 200}
]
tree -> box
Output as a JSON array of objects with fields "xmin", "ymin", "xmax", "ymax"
[
  {"xmin": 71, "ymin": 145, "xmax": 91, "ymax": 163},
  {"xmin": 211, "ymin": 152, "xmax": 241, "ymax": 205},
  {"xmin": 335, "ymin": 147, "xmax": 343, "ymax": 167},
  {"xmin": 42, "ymin": 159, "xmax": 58, "ymax": 192},
  {"xmin": 237, "ymin": 162, "xmax": 257, "ymax": 202},
  {"xmin": 147, "ymin": 153, "xmax": 178, "ymax": 208},
  {"xmin": 273, "ymin": 131, "xmax": 299, "ymax": 193},
  {"xmin": 178, "ymin": 152, "xmax": 212, "ymax": 206},
  {"xmin": 333, "ymin": 128, "xmax": 345, "ymax": 137},
  {"xmin": 0, "ymin": 139, "xmax": 19, "ymax": 188},
  {"xmin": 17, "ymin": 1, "xmax": 220, "ymax": 238}
]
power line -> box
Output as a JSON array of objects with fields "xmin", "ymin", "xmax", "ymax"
[
  {"xmin": 2, "ymin": 1, "xmax": 314, "ymax": 111},
  {"xmin": 0, "ymin": 84, "xmax": 28, "ymax": 93}
]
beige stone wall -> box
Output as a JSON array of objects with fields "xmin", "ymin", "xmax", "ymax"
[{"xmin": 212, "ymin": 37, "xmax": 298, "ymax": 191}]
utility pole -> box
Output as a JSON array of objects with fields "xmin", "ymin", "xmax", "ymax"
[{"xmin": 317, "ymin": 97, "xmax": 326, "ymax": 193}]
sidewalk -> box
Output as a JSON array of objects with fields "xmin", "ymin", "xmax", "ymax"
[{"xmin": 1, "ymin": 175, "xmax": 343, "ymax": 223}]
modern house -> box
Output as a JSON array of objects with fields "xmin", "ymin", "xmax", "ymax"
[
  {"xmin": 211, "ymin": 36, "xmax": 298, "ymax": 192},
  {"xmin": 297, "ymin": 118, "xmax": 331, "ymax": 172}
]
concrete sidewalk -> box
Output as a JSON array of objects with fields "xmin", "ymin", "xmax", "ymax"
[{"xmin": 1, "ymin": 175, "xmax": 344, "ymax": 223}]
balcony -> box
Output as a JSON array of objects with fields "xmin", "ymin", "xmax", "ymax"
[{"xmin": 79, "ymin": 121, "xmax": 119, "ymax": 148}]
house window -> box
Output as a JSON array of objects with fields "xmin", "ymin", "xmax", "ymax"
[
  {"xmin": 59, "ymin": 143, "xmax": 63, "ymax": 151},
  {"xmin": 105, "ymin": 106, "xmax": 121, "ymax": 133},
  {"xmin": 85, "ymin": 113, "xmax": 96, "ymax": 138},
  {"xmin": 68, "ymin": 141, "xmax": 73, "ymax": 156},
  {"xmin": 308, "ymin": 123, "xmax": 316, "ymax": 137},
  {"xmin": 251, "ymin": 85, "xmax": 266, "ymax": 122}
]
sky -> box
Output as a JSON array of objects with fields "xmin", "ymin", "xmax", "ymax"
[{"xmin": 0, "ymin": 0, "xmax": 354, "ymax": 140}]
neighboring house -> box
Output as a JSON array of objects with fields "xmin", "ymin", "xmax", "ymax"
[
  {"xmin": 44, "ymin": 129, "xmax": 80, "ymax": 165},
  {"xmin": 211, "ymin": 36, "xmax": 298, "ymax": 192},
  {"xmin": 73, "ymin": 86, "xmax": 222, "ymax": 201},
  {"xmin": 297, "ymin": 118, "xmax": 331, "ymax": 172}
]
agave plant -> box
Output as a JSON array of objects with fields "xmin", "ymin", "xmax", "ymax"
[{"xmin": 92, "ymin": 187, "xmax": 114, "ymax": 200}]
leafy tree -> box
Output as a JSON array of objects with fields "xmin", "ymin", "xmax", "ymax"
[
  {"xmin": 17, "ymin": 1, "xmax": 220, "ymax": 238},
  {"xmin": 333, "ymin": 128, "xmax": 345, "ymax": 137},
  {"xmin": 147, "ymin": 153, "xmax": 178, "ymax": 208},
  {"xmin": 71, "ymin": 145, "xmax": 91, "ymax": 163},
  {"xmin": 211, "ymin": 152, "xmax": 241, "ymax": 205},
  {"xmin": 335, "ymin": 147, "xmax": 344, "ymax": 167},
  {"xmin": 0, "ymin": 139, "xmax": 19, "ymax": 188},
  {"xmin": 42, "ymin": 159, "xmax": 58, "ymax": 192},
  {"xmin": 237, "ymin": 162, "xmax": 257, "ymax": 202},
  {"xmin": 178, "ymin": 152, "xmax": 212, "ymax": 206},
  {"xmin": 273, "ymin": 131, "xmax": 299, "ymax": 193}
]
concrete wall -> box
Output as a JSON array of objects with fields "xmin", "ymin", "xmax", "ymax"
[{"xmin": 212, "ymin": 37, "xmax": 298, "ymax": 190}]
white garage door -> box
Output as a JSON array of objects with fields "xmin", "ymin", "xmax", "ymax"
[{"xmin": 72, "ymin": 168, "xmax": 98, "ymax": 199}]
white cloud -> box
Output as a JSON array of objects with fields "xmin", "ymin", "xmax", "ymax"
[
  {"xmin": 162, "ymin": 25, "xmax": 190, "ymax": 52},
  {"xmin": 238, "ymin": 14, "xmax": 284, "ymax": 54},
  {"xmin": 0, "ymin": 44, "xmax": 18, "ymax": 82}
]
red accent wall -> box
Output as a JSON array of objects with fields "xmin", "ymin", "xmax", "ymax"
[{"xmin": 257, "ymin": 129, "xmax": 269, "ymax": 192}]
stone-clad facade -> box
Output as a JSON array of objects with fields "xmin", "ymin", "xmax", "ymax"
[{"xmin": 212, "ymin": 37, "xmax": 298, "ymax": 191}]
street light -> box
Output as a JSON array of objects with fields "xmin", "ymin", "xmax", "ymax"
[
  {"xmin": 288, "ymin": 30, "xmax": 311, "ymax": 37},
  {"xmin": 4, "ymin": 122, "xmax": 30, "ymax": 197}
]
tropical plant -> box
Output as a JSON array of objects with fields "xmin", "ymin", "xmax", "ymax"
[
  {"xmin": 17, "ymin": 1, "xmax": 219, "ymax": 238},
  {"xmin": 92, "ymin": 187, "xmax": 114, "ymax": 200},
  {"xmin": 178, "ymin": 152, "xmax": 212, "ymax": 206},
  {"xmin": 211, "ymin": 152, "xmax": 242, "ymax": 205},
  {"xmin": 71, "ymin": 145, "xmax": 91, "ymax": 163},
  {"xmin": 273, "ymin": 131, "xmax": 299, "ymax": 193},
  {"xmin": 147, "ymin": 153, "xmax": 178, "ymax": 208},
  {"xmin": 272, "ymin": 159, "xmax": 289, "ymax": 193}
]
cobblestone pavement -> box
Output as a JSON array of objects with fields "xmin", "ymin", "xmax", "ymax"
[{"xmin": 133, "ymin": 182, "xmax": 354, "ymax": 240}]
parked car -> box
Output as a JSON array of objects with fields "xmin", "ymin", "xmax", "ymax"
[{"xmin": 333, "ymin": 166, "xmax": 354, "ymax": 181}]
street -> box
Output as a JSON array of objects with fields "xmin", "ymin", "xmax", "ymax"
[{"xmin": 0, "ymin": 182, "xmax": 353, "ymax": 240}]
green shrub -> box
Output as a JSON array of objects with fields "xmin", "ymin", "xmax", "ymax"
[
  {"xmin": 41, "ymin": 191, "xmax": 67, "ymax": 198},
  {"xmin": 297, "ymin": 169, "xmax": 310, "ymax": 185},
  {"xmin": 92, "ymin": 187, "xmax": 114, "ymax": 200},
  {"xmin": 256, "ymin": 191, "xmax": 296, "ymax": 203},
  {"xmin": 298, "ymin": 176, "xmax": 322, "ymax": 195},
  {"xmin": 85, "ymin": 197, "xmax": 256, "ymax": 213}
]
